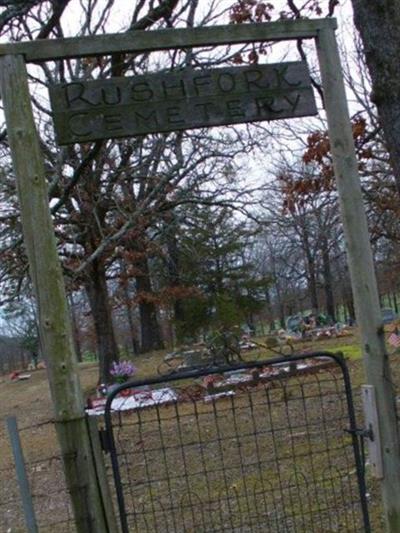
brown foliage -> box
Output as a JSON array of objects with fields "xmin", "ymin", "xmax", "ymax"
[
  {"xmin": 279, "ymin": 118, "xmax": 374, "ymax": 212},
  {"xmin": 230, "ymin": 1, "xmax": 274, "ymax": 24},
  {"xmin": 134, "ymin": 286, "xmax": 201, "ymax": 307}
]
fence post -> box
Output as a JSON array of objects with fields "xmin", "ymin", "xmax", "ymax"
[
  {"xmin": 316, "ymin": 25, "xmax": 400, "ymax": 531},
  {"xmin": 0, "ymin": 54, "xmax": 108, "ymax": 533},
  {"xmin": 87, "ymin": 416, "xmax": 119, "ymax": 533},
  {"xmin": 6, "ymin": 416, "xmax": 38, "ymax": 533}
]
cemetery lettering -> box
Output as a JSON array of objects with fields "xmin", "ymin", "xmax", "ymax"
[{"xmin": 49, "ymin": 61, "xmax": 317, "ymax": 144}]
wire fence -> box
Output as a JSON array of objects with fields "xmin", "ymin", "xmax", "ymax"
[
  {"xmin": 0, "ymin": 419, "xmax": 76, "ymax": 532},
  {"xmin": 104, "ymin": 354, "xmax": 371, "ymax": 532},
  {"xmin": 1, "ymin": 354, "xmax": 397, "ymax": 532}
]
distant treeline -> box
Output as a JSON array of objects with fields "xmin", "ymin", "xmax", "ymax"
[{"xmin": 0, "ymin": 336, "xmax": 31, "ymax": 374}]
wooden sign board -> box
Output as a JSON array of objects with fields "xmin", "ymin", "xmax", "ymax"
[{"xmin": 49, "ymin": 61, "xmax": 317, "ymax": 145}]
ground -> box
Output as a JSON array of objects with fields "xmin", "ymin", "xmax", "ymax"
[{"xmin": 0, "ymin": 328, "xmax": 398, "ymax": 532}]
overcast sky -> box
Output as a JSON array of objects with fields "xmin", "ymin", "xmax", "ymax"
[{"xmin": 0, "ymin": 0, "xmax": 365, "ymax": 330}]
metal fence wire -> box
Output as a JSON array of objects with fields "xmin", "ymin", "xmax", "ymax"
[
  {"xmin": 0, "ymin": 420, "xmax": 76, "ymax": 533},
  {"xmin": 104, "ymin": 352, "xmax": 370, "ymax": 533}
]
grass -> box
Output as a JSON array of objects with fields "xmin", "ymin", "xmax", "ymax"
[
  {"xmin": 109, "ymin": 372, "xmax": 371, "ymax": 532},
  {"xmin": 0, "ymin": 328, "xmax": 397, "ymax": 532},
  {"xmin": 333, "ymin": 344, "xmax": 362, "ymax": 359}
]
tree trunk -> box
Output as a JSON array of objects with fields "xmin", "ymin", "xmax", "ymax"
[
  {"xmin": 138, "ymin": 299, "xmax": 164, "ymax": 353},
  {"xmin": 135, "ymin": 254, "xmax": 164, "ymax": 353},
  {"xmin": 273, "ymin": 279, "xmax": 286, "ymax": 329},
  {"xmin": 387, "ymin": 292, "xmax": 393, "ymax": 309},
  {"xmin": 85, "ymin": 259, "xmax": 119, "ymax": 383},
  {"xmin": 339, "ymin": 267, "xmax": 353, "ymax": 323},
  {"xmin": 120, "ymin": 263, "xmax": 139, "ymax": 356},
  {"xmin": 125, "ymin": 297, "xmax": 139, "ymax": 356},
  {"xmin": 279, "ymin": 306, "xmax": 285, "ymax": 329},
  {"xmin": 321, "ymin": 237, "xmax": 335, "ymax": 321},
  {"xmin": 68, "ymin": 294, "xmax": 82, "ymax": 363},
  {"xmin": 352, "ymin": 0, "xmax": 400, "ymax": 196},
  {"xmin": 346, "ymin": 295, "xmax": 356, "ymax": 322},
  {"xmin": 301, "ymin": 222, "xmax": 319, "ymax": 312},
  {"xmin": 165, "ymin": 214, "xmax": 185, "ymax": 323},
  {"xmin": 393, "ymin": 292, "xmax": 399, "ymax": 314},
  {"xmin": 264, "ymin": 287, "xmax": 275, "ymax": 331}
]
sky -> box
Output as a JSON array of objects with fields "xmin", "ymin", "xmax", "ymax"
[
  {"xmin": 0, "ymin": 0, "xmax": 366, "ymax": 328},
  {"xmin": 0, "ymin": 0, "xmax": 363, "ymax": 192}
]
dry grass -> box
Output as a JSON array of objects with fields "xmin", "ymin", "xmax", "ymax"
[
  {"xmin": 0, "ymin": 331, "xmax": 397, "ymax": 532},
  {"xmin": 109, "ymin": 369, "xmax": 369, "ymax": 532},
  {"xmin": 0, "ymin": 363, "xmax": 100, "ymax": 532}
]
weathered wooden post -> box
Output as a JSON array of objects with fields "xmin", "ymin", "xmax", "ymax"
[
  {"xmin": 0, "ymin": 54, "xmax": 113, "ymax": 533},
  {"xmin": 316, "ymin": 25, "xmax": 400, "ymax": 531}
]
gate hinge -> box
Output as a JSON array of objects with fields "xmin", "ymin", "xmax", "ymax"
[
  {"xmin": 98, "ymin": 428, "xmax": 111, "ymax": 453},
  {"xmin": 345, "ymin": 426, "xmax": 374, "ymax": 441},
  {"xmin": 361, "ymin": 385, "xmax": 383, "ymax": 479}
]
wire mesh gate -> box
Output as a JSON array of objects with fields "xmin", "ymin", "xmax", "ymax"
[{"xmin": 103, "ymin": 352, "xmax": 370, "ymax": 532}]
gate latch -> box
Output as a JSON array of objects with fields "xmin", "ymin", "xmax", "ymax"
[
  {"xmin": 346, "ymin": 426, "xmax": 374, "ymax": 441},
  {"xmin": 360, "ymin": 385, "xmax": 383, "ymax": 479}
]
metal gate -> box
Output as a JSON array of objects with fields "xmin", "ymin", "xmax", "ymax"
[{"xmin": 103, "ymin": 352, "xmax": 370, "ymax": 532}]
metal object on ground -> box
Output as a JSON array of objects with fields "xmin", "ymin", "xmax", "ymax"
[{"xmin": 6, "ymin": 416, "xmax": 38, "ymax": 533}]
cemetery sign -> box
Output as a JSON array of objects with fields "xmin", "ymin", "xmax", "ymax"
[{"xmin": 49, "ymin": 61, "xmax": 317, "ymax": 144}]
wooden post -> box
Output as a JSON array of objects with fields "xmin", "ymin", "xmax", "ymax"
[
  {"xmin": 87, "ymin": 417, "xmax": 119, "ymax": 533},
  {"xmin": 316, "ymin": 27, "xmax": 400, "ymax": 531},
  {"xmin": 0, "ymin": 54, "xmax": 110, "ymax": 533}
]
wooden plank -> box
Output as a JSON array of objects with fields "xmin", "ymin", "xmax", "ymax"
[
  {"xmin": 0, "ymin": 18, "xmax": 337, "ymax": 62},
  {"xmin": 87, "ymin": 417, "xmax": 119, "ymax": 533},
  {"xmin": 49, "ymin": 61, "xmax": 317, "ymax": 144},
  {"xmin": 0, "ymin": 54, "xmax": 108, "ymax": 533},
  {"xmin": 316, "ymin": 27, "xmax": 400, "ymax": 532}
]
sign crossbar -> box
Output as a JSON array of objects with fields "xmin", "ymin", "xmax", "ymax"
[{"xmin": 0, "ymin": 18, "xmax": 336, "ymax": 62}]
